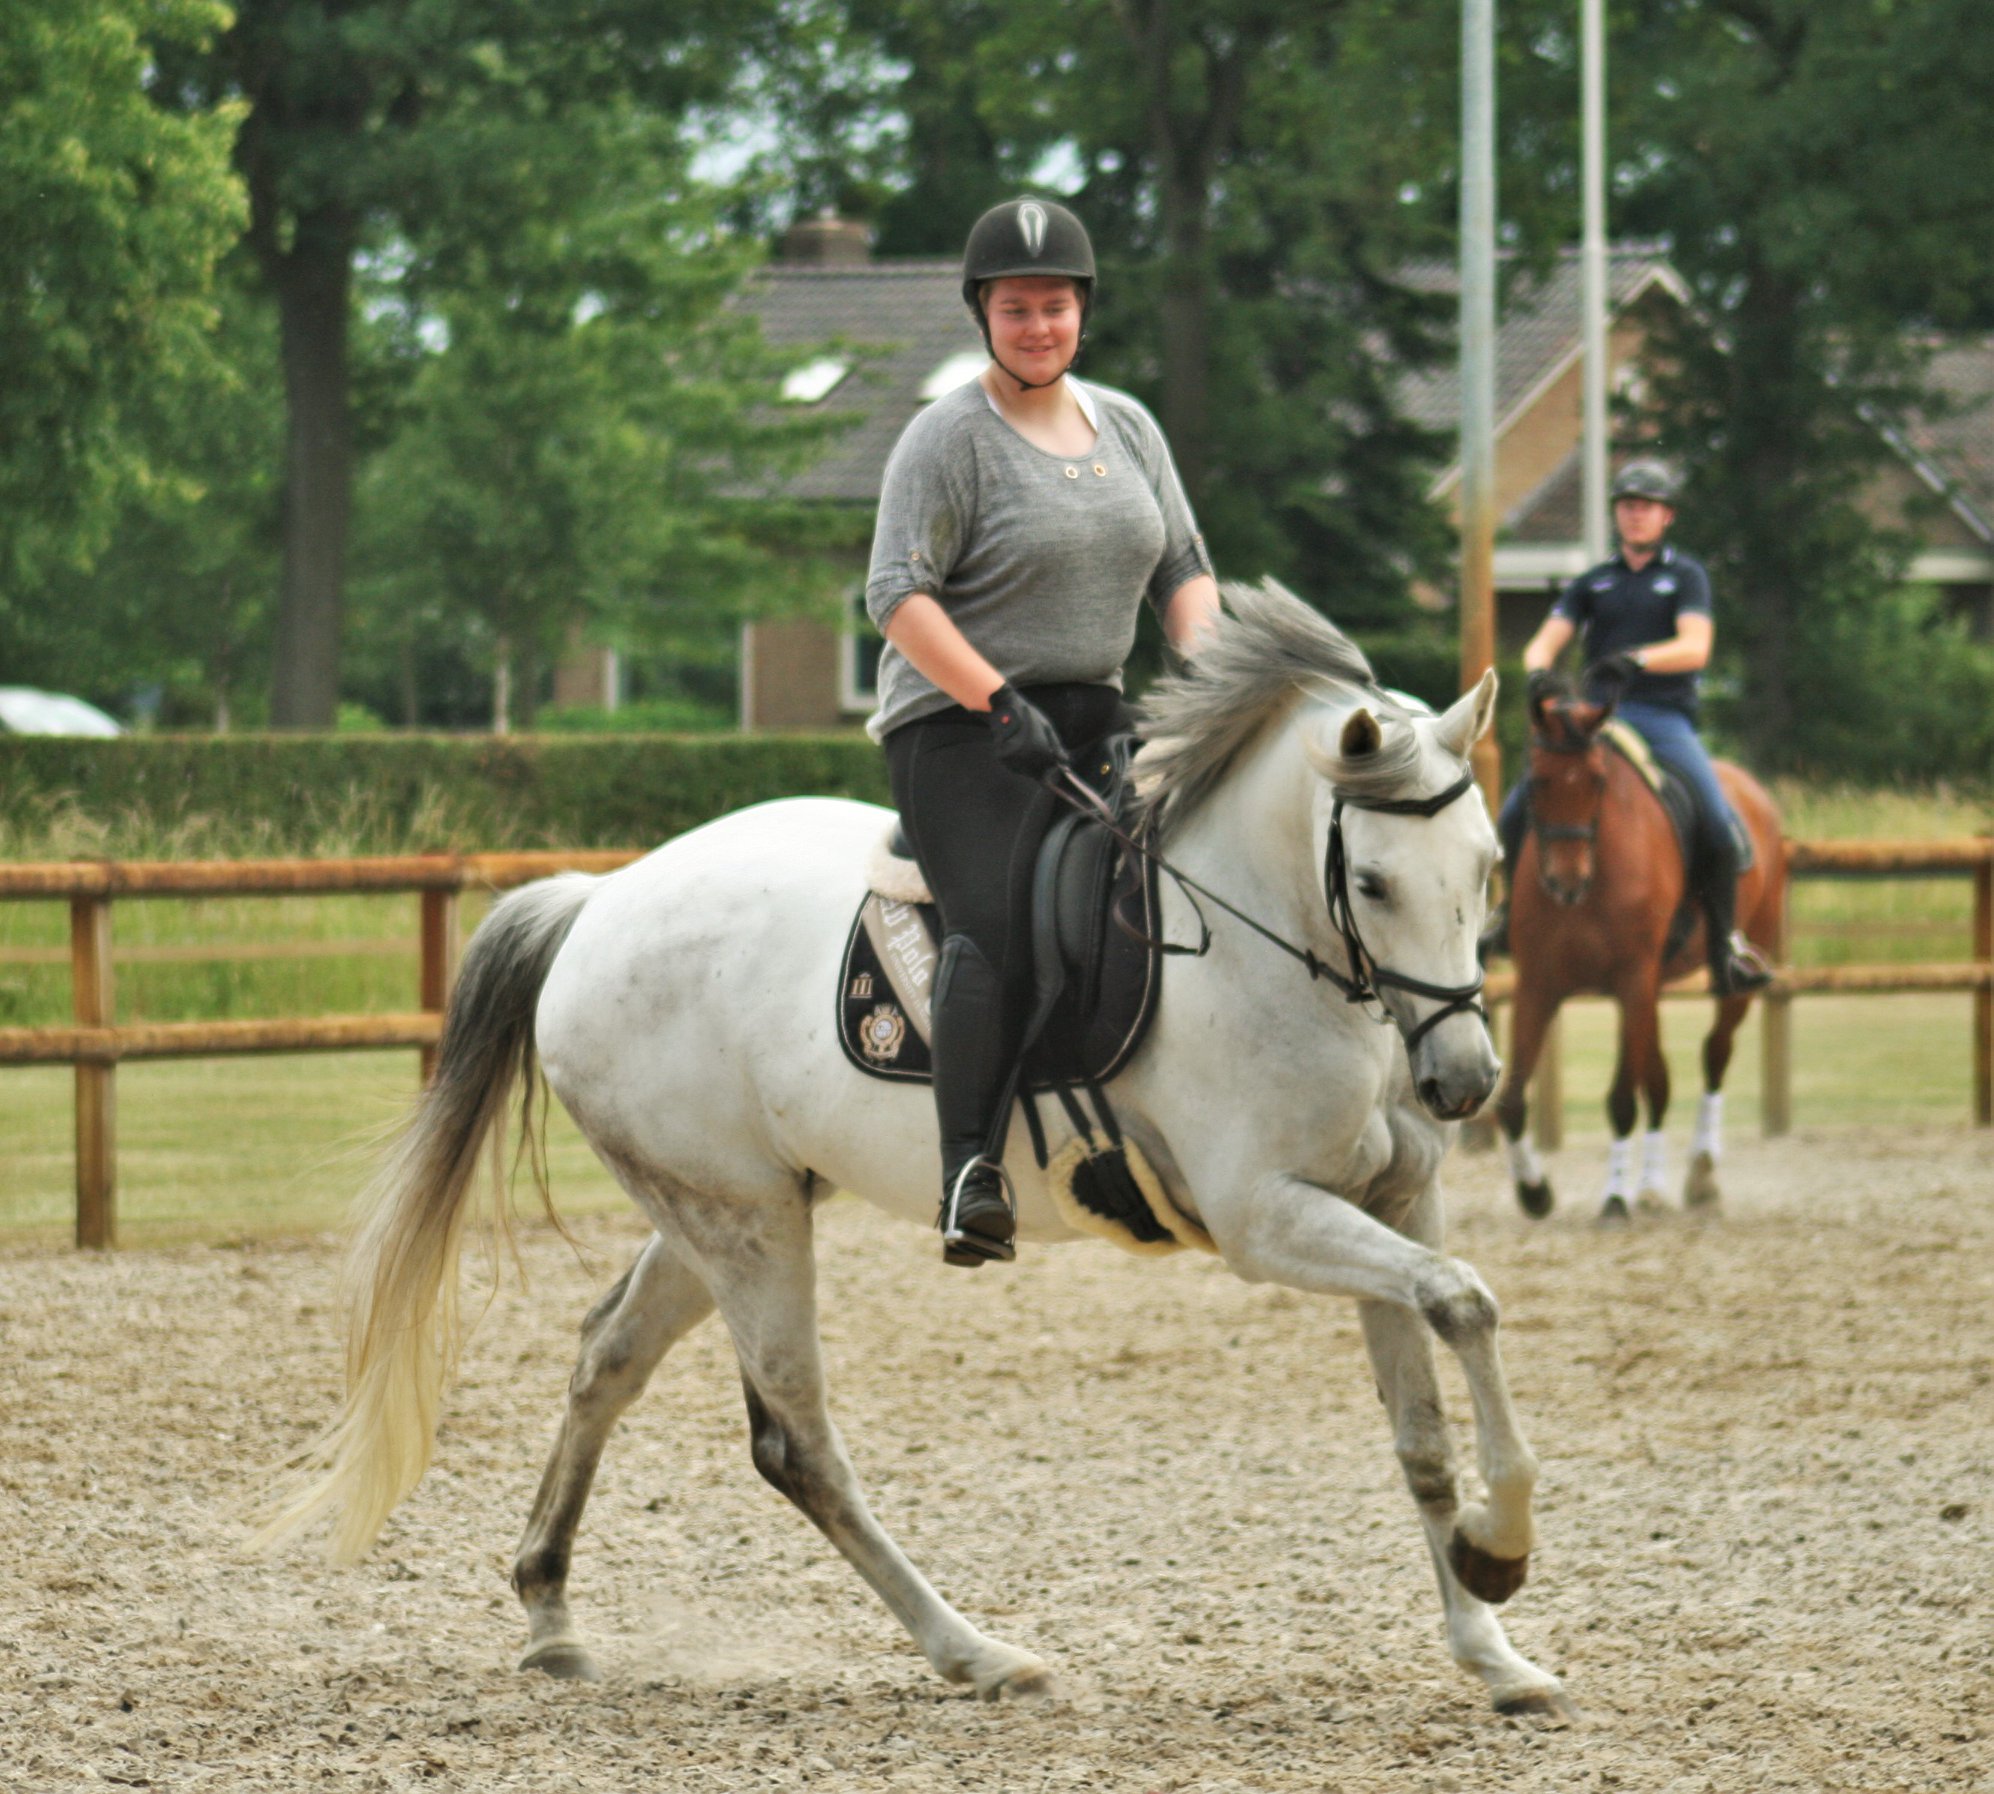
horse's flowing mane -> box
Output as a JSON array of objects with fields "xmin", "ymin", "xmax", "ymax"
[{"xmin": 1136, "ymin": 578, "xmax": 1419, "ymax": 833}]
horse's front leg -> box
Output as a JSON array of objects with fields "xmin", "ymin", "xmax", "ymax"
[
  {"xmin": 1600, "ymin": 971, "xmax": 1662, "ymax": 1223},
  {"xmin": 1359, "ymin": 1191, "xmax": 1573, "ymax": 1719},
  {"xmin": 1495, "ymin": 981, "xmax": 1558, "ymax": 1218},
  {"xmin": 1215, "ymin": 1172, "xmax": 1539, "ymax": 1594}
]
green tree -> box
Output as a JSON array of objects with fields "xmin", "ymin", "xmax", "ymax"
[
  {"xmin": 1, "ymin": 273, "xmax": 282, "ymax": 723},
  {"xmin": 1520, "ymin": 0, "xmax": 1994, "ymax": 772},
  {"xmin": 149, "ymin": 0, "xmax": 800, "ymax": 726},
  {"xmin": 350, "ymin": 112, "xmax": 849, "ymax": 730},
  {"xmin": 0, "ymin": 0, "xmax": 243, "ymax": 593}
]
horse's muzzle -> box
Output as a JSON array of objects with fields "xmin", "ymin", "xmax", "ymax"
[{"xmin": 1412, "ymin": 1026, "xmax": 1502, "ymax": 1121}]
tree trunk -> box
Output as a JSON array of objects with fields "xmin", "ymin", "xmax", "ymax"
[{"xmin": 269, "ymin": 214, "xmax": 355, "ymax": 729}]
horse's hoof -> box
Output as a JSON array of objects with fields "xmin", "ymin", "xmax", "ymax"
[
  {"xmin": 1635, "ymin": 1186, "xmax": 1671, "ymax": 1216},
  {"xmin": 1495, "ymin": 1685, "xmax": 1580, "ymax": 1726},
  {"xmin": 1516, "ymin": 1178, "xmax": 1554, "ymax": 1219},
  {"xmin": 518, "ymin": 1637, "xmax": 601, "ymax": 1682},
  {"xmin": 977, "ymin": 1657, "xmax": 1057, "ymax": 1702},
  {"xmin": 1595, "ymin": 1194, "xmax": 1630, "ymax": 1228},
  {"xmin": 1447, "ymin": 1529, "xmax": 1530, "ymax": 1605},
  {"xmin": 1684, "ymin": 1151, "xmax": 1721, "ymax": 1209}
]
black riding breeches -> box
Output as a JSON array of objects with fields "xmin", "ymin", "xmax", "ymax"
[{"xmin": 884, "ymin": 682, "xmax": 1131, "ymax": 1173}]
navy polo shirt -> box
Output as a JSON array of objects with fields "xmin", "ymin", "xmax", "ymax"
[{"xmin": 1550, "ymin": 543, "xmax": 1712, "ymax": 716}]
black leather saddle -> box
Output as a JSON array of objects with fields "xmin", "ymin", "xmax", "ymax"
[{"xmin": 837, "ymin": 733, "xmax": 1163, "ymax": 1115}]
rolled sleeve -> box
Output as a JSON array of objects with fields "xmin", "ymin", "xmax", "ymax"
[{"xmin": 865, "ymin": 429, "xmax": 968, "ymax": 632}]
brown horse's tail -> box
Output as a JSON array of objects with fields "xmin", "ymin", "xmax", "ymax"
[{"xmin": 251, "ymin": 873, "xmax": 598, "ymax": 1562}]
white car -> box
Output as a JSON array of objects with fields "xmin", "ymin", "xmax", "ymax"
[{"xmin": 0, "ymin": 687, "xmax": 123, "ymax": 736}]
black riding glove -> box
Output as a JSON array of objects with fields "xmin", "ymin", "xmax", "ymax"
[
  {"xmin": 1524, "ymin": 668, "xmax": 1563, "ymax": 708},
  {"xmin": 985, "ymin": 683, "xmax": 1069, "ymax": 781},
  {"xmin": 1585, "ymin": 651, "xmax": 1641, "ymax": 696}
]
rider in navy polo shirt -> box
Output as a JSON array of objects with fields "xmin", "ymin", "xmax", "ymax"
[{"xmin": 1482, "ymin": 460, "xmax": 1772, "ymax": 997}]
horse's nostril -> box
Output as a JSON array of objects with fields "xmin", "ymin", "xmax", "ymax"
[{"xmin": 1418, "ymin": 1076, "xmax": 1444, "ymax": 1112}]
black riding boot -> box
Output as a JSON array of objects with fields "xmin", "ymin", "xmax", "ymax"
[
  {"xmin": 930, "ymin": 933, "xmax": 1020, "ymax": 1266},
  {"xmin": 1700, "ymin": 867, "xmax": 1772, "ymax": 997}
]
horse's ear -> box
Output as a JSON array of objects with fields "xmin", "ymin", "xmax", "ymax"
[
  {"xmin": 1339, "ymin": 707, "xmax": 1384, "ymax": 759},
  {"xmin": 1435, "ymin": 667, "xmax": 1499, "ymax": 759}
]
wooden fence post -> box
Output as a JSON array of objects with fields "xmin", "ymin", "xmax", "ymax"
[
  {"xmin": 71, "ymin": 897, "xmax": 116, "ymax": 1249},
  {"xmin": 1532, "ymin": 1012, "xmax": 1564, "ymax": 1151},
  {"xmin": 1974, "ymin": 854, "xmax": 1991, "ymax": 1127},
  {"xmin": 1762, "ymin": 861, "xmax": 1792, "ymax": 1138},
  {"xmin": 418, "ymin": 889, "xmax": 461, "ymax": 1086}
]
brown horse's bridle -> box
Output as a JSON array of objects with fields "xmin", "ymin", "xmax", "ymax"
[{"xmin": 1527, "ymin": 718, "xmax": 1608, "ymax": 898}]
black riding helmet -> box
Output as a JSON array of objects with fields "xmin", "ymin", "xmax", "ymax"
[
  {"xmin": 962, "ymin": 197, "xmax": 1096, "ymax": 389},
  {"xmin": 1610, "ymin": 459, "xmax": 1681, "ymax": 506}
]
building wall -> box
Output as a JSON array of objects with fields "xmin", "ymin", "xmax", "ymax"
[{"xmin": 741, "ymin": 617, "xmax": 847, "ymax": 730}]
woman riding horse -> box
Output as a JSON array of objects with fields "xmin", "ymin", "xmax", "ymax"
[
  {"xmin": 1480, "ymin": 460, "xmax": 1772, "ymax": 998},
  {"xmin": 867, "ymin": 196, "xmax": 1221, "ymax": 1266}
]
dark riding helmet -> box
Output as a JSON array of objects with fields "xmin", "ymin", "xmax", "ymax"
[
  {"xmin": 961, "ymin": 197, "xmax": 1096, "ymax": 317},
  {"xmin": 962, "ymin": 199, "xmax": 1096, "ymax": 380},
  {"xmin": 1610, "ymin": 459, "xmax": 1681, "ymax": 506}
]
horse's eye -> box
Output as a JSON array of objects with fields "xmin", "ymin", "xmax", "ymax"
[{"xmin": 1357, "ymin": 874, "xmax": 1389, "ymax": 903}]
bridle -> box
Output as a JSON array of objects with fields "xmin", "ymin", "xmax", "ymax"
[
  {"xmin": 1527, "ymin": 715, "xmax": 1609, "ymax": 891},
  {"xmin": 1051, "ymin": 763, "xmax": 1488, "ymax": 1056}
]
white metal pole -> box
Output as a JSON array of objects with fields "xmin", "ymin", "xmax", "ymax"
[
  {"xmin": 1581, "ymin": 0, "xmax": 1609, "ymax": 564},
  {"xmin": 1460, "ymin": 0, "xmax": 1499, "ymax": 801}
]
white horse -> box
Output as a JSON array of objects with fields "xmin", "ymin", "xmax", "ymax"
[{"xmin": 260, "ymin": 580, "xmax": 1572, "ymax": 1720}]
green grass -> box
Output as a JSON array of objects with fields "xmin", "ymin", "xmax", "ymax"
[
  {"xmin": 1515, "ymin": 990, "xmax": 1978, "ymax": 1140},
  {"xmin": 0, "ymin": 1052, "xmax": 627, "ymax": 1248}
]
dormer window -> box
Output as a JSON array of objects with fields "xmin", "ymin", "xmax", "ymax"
[
  {"xmin": 781, "ymin": 357, "xmax": 851, "ymax": 403},
  {"xmin": 919, "ymin": 351, "xmax": 987, "ymax": 402}
]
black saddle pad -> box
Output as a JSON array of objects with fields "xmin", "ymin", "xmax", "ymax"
[{"xmin": 837, "ymin": 807, "xmax": 1163, "ymax": 1092}]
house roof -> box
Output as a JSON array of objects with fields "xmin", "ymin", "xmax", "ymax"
[
  {"xmin": 744, "ymin": 248, "xmax": 1994, "ymax": 558},
  {"xmin": 1891, "ymin": 337, "xmax": 1994, "ymax": 543},
  {"xmin": 748, "ymin": 259, "xmax": 977, "ymax": 504},
  {"xmin": 1395, "ymin": 245, "xmax": 1687, "ymax": 441}
]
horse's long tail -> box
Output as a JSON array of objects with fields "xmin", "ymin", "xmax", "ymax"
[{"xmin": 253, "ymin": 873, "xmax": 599, "ymax": 1562}]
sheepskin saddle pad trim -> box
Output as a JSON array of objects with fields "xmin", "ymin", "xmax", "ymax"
[{"xmin": 1046, "ymin": 1133, "xmax": 1216, "ymax": 1257}]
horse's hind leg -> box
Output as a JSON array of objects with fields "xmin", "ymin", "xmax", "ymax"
[
  {"xmin": 1360, "ymin": 1293, "xmax": 1572, "ymax": 1719},
  {"xmin": 1686, "ymin": 994, "xmax": 1752, "ymax": 1209},
  {"xmin": 513, "ymin": 1231, "xmax": 716, "ymax": 1680},
  {"xmin": 680, "ymin": 1179, "xmax": 1053, "ymax": 1700}
]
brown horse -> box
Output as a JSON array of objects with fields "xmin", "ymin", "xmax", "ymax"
[{"xmin": 1492, "ymin": 691, "xmax": 1784, "ymax": 1221}]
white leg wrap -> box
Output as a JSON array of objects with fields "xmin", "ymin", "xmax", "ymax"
[
  {"xmin": 1506, "ymin": 1133, "xmax": 1544, "ymax": 1186},
  {"xmin": 1604, "ymin": 1136, "xmax": 1634, "ymax": 1201},
  {"xmin": 1694, "ymin": 1091, "xmax": 1724, "ymax": 1162},
  {"xmin": 1639, "ymin": 1129, "xmax": 1669, "ymax": 1193}
]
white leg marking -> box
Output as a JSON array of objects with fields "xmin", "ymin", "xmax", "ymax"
[
  {"xmin": 1603, "ymin": 1135, "xmax": 1634, "ymax": 1203},
  {"xmin": 1694, "ymin": 1090, "xmax": 1724, "ymax": 1162},
  {"xmin": 1506, "ymin": 1133, "xmax": 1544, "ymax": 1187},
  {"xmin": 1638, "ymin": 1129, "xmax": 1669, "ymax": 1199}
]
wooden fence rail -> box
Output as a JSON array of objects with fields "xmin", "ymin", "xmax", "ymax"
[
  {"xmin": 0, "ymin": 851, "xmax": 641, "ymax": 1246},
  {"xmin": 0, "ymin": 839, "xmax": 1987, "ymax": 1247}
]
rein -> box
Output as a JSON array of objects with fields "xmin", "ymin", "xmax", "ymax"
[{"xmin": 1048, "ymin": 763, "xmax": 1487, "ymax": 1054}]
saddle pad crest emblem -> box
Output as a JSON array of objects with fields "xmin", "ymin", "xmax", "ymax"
[{"xmin": 859, "ymin": 1002, "xmax": 908, "ymax": 1064}]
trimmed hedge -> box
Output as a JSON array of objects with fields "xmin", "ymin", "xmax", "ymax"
[{"xmin": 0, "ymin": 733, "xmax": 891, "ymax": 855}]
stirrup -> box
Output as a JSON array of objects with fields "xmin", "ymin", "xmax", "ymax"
[
  {"xmin": 1713, "ymin": 933, "xmax": 1774, "ymax": 996},
  {"xmin": 939, "ymin": 1158, "xmax": 1017, "ymax": 1266}
]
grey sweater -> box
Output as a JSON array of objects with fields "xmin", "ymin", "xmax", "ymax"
[{"xmin": 863, "ymin": 376, "xmax": 1211, "ymax": 740}]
